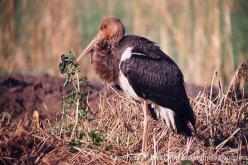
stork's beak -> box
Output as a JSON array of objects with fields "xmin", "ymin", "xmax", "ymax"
[{"xmin": 76, "ymin": 32, "xmax": 101, "ymax": 62}]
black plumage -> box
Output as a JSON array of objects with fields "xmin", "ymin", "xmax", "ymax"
[{"xmin": 118, "ymin": 35, "xmax": 196, "ymax": 136}]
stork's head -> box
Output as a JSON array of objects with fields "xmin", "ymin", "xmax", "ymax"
[{"xmin": 77, "ymin": 17, "xmax": 125, "ymax": 62}]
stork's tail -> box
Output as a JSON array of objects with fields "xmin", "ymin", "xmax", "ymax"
[
  {"xmin": 148, "ymin": 103, "xmax": 196, "ymax": 136},
  {"xmin": 175, "ymin": 103, "xmax": 196, "ymax": 136},
  {"xmin": 174, "ymin": 114, "xmax": 193, "ymax": 136}
]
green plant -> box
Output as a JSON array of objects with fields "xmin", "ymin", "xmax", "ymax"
[
  {"xmin": 59, "ymin": 52, "xmax": 89, "ymax": 139},
  {"xmin": 88, "ymin": 130, "xmax": 105, "ymax": 146},
  {"xmin": 59, "ymin": 51, "xmax": 80, "ymax": 86},
  {"xmin": 67, "ymin": 139, "xmax": 82, "ymax": 148},
  {"xmin": 58, "ymin": 51, "xmax": 105, "ymax": 147}
]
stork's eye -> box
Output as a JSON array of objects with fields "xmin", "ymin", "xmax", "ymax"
[{"xmin": 101, "ymin": 24, "xmax": 108, "ymax": 30}]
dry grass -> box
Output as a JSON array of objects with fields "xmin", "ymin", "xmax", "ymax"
[{"xmin": 0, "ymin": 70, "xmax": 247, "ymax": 164}]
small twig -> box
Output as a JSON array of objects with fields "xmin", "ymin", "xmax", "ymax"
[
  {"xmin": 72, "ymin": 81, "xmax": 78, "ymax": 92},
  {"xmin": 76, "ymin": 72, "xmax": 80, "ymax": 91},
  {"xmin": 216, "ymin": 72, "xmax": 223, "ymax": 99},
  {"xmin": 221, "ymin": 69, "xmax": 239, "ymax": 105},
  {"xmin": 107, "ymin": 84, "xmax": 136, "ymax": 104},
  {"xmin": 59, "ymin": 101, "xmax": 66, "ymax": 137},
  {"xmin": 186, "ymin": 137, "xmax": 194, "ymax": 154},
  {"xmin": 151, "ymin": 135, "xmax": 157, "ymax": 165},
  {"xmin": 215, "ymin": 128, "xmax": 241, "ymax": 151},
  {"xmin": 70, "ymin": 72, "xmax": 80, "ymax": 139},
  {"xmin": 30, "ymin": 137, "xmax": 49, "ymax": 155},
  {"xmin": 237, "ymin": 101, "xmax": 248, "ymax": 122},
  {"xmin": 210, "ymin": 71, "xmax": 217, "ymax": 108}
]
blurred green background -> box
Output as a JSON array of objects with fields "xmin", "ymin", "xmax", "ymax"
[{"xmin": 0, "ymin": 0, "xmax": 247, "ymax": 85}]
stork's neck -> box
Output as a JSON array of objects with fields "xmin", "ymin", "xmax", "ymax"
[{"xmin": 91, "ymin": 40, "xmax": 121, "ymax": 84}]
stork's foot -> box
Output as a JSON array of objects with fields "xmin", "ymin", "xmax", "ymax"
[
  {"xmin": 147, "ymin": 104, "xmax": 159, "ymax": 120},
  {"xmin": 158, "ymin": 107, "xmax": 176, "ymax": 130}
]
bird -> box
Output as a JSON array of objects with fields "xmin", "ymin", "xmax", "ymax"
[{"xmin": 76, "ymin": 17, "xmax": 196, "ymax": 152}]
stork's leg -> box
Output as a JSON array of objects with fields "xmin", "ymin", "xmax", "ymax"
[{"xmin": 142, "ymin": 100, "xmax": 148, "ymax": 153}]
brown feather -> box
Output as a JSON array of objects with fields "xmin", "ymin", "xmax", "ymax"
[{"xmin": 91, "ymin": 40, "xmax": 121, "ymax": 84}]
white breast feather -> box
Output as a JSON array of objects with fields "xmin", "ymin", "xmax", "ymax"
[
  {"xmin": 118, "ymin": 47, "xmax": 140, "ymax": 100},
  {"xmin": 120, "ymin": 47, "xmax": 133, "ymax": 61}
]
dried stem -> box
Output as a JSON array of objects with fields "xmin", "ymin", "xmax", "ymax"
[{"xmin": 70, "ymin": 72, "xmax": 80, "ymax": 139}]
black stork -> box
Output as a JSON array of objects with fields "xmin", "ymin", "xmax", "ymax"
[{"xmin": 77, "ymin": 17, "xmax": 196, "ymax": 152}]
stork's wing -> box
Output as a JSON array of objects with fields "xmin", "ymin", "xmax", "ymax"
[
  {"xmin": 118, "ymin": 35, "xmax": 176, "ymax": 61},
  {"xmin": 120, "ymin": 51, "xmax": 185, "ymax": 106}
]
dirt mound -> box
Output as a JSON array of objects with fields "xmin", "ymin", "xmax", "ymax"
[
  {"xmin": 0, "ymin": 74, "xmax": 98, "ymax": 164},
  {"xmin": 0, "ymin": 75, "xmax": 70, "ymax": 125}
]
